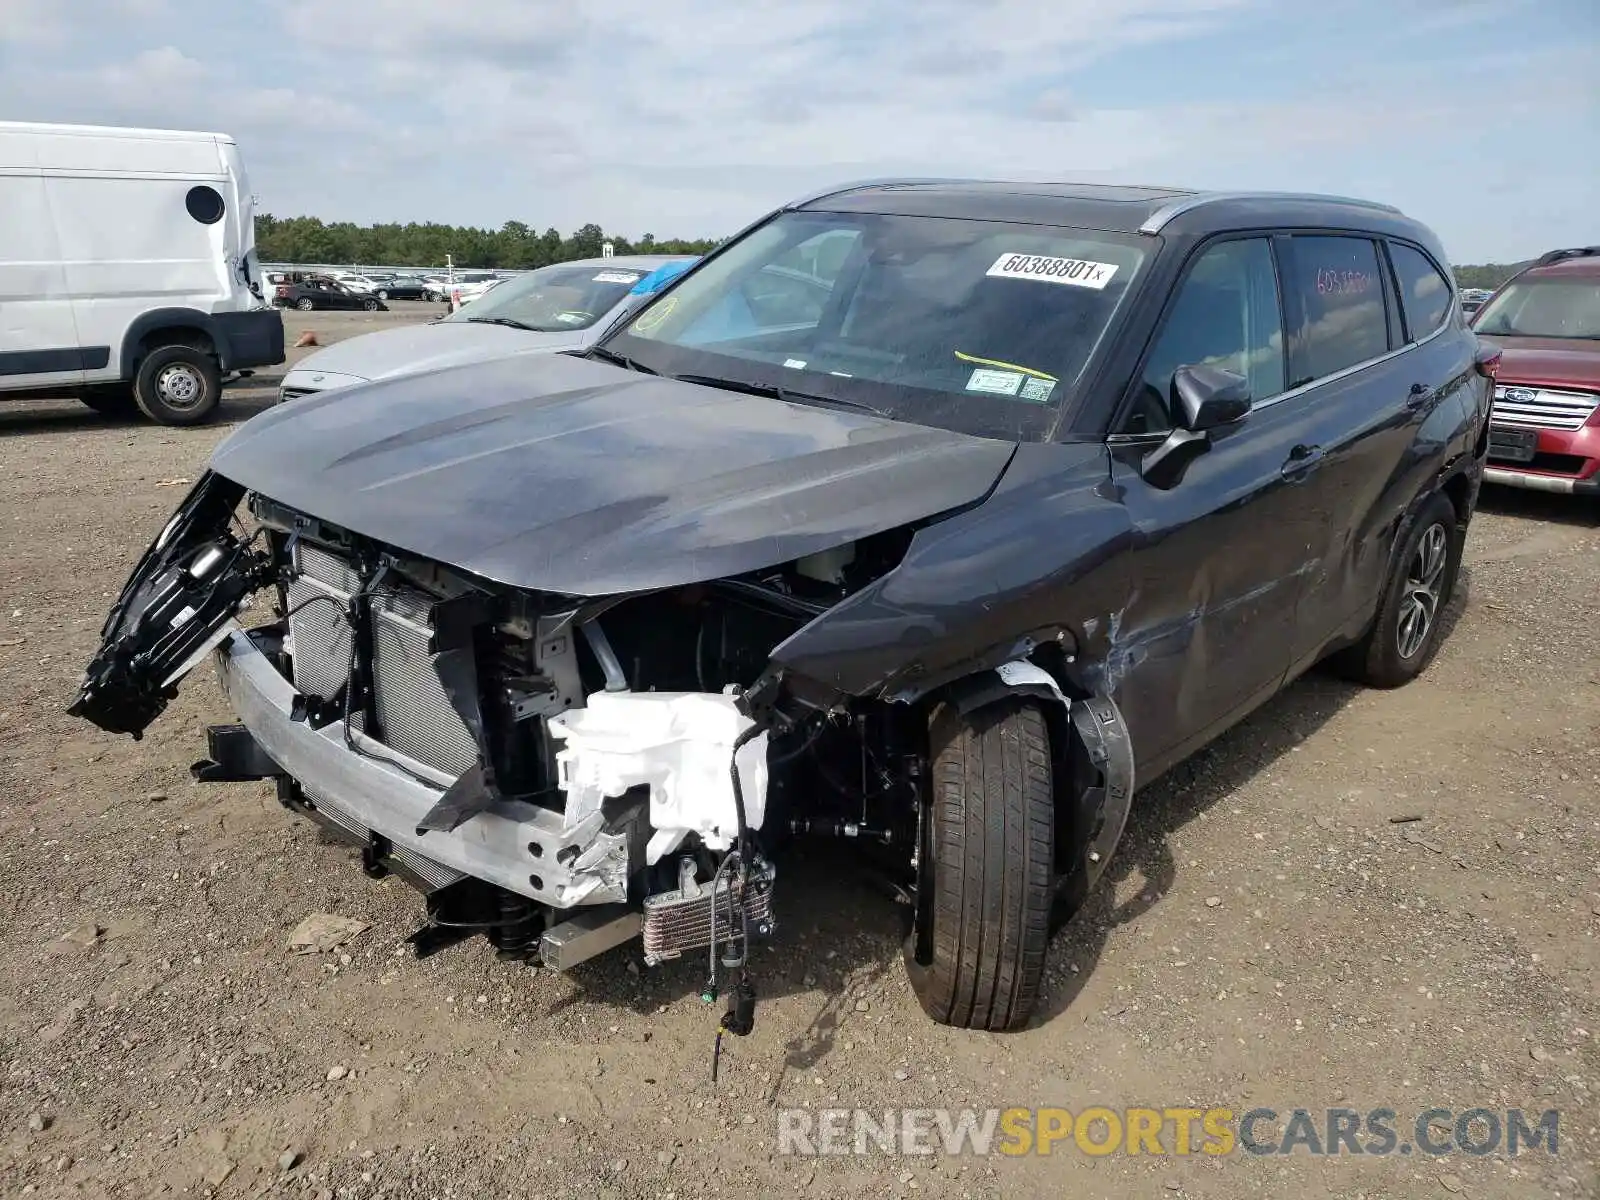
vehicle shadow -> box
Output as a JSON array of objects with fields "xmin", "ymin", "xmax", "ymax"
[
  {"xmin": 1475, "ymin": 483, "xmax": 1598, "ymax": 528},
  {"xmin": 0, "ymin": 384, "xmax": 281, "ymax": 438},
  {"xmin": 1031, "ymin": 569, "xmax": 1472, "ymax": 1026},
  {"xmin": 547, "ymin": 579, "xmax": 1471, "ymax": 1054}
]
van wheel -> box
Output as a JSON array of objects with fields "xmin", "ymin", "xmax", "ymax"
[
  {"xmin": 904, "ymin": 699, "xmax": 1054, "ymax": 1031},
  {"xmin": 1338, "ymin": 492, "xmax": 1461, "ymax": 687},
  {"xmin": 296, "ymin": 297, "xmax": 315, "ymax": 311},
  {"xmin": 362, "ymin": 297, "xmax": 380, "ymax": 311},
  {"xmin": 133, "ymin": 345, "xmax": 221, "ymax": 426},
  {"xmin": 79, "ymin": 386, "xmax": 139, "ymax": 418}
]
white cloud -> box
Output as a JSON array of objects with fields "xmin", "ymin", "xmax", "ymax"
[{"xmin": 0, "ymin": 0, "xmax": 1594, "ymax": 260}]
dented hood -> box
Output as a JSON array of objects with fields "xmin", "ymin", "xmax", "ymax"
[{"xmin": 210, "ymin": 353, "xmax": 1016, "ymax": 595}]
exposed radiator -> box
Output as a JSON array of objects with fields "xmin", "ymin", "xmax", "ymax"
[
  {"xmin": 642, "ymin": 859, "xmax": 776, "ymax": 966},
  {"xmin": 285, "ymin": 542, "xmax": 477, "ymax": 778}
]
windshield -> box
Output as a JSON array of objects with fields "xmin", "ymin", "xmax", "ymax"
[
  {"xmin": 605, "ymin": 211, "xmax": 1149, "ymax": 440},
  {"xmin": 1474, "ymin": 277, "xmax": 1600, "ymax": 340},
  {"xmin": 442, "ymin": 263, "xmax": 648, "ymax": 331}
]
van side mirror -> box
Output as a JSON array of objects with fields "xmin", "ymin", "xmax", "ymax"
[{"xmin": 1140, "ymin": 364, "xmax": 1251, "ymax": 489}]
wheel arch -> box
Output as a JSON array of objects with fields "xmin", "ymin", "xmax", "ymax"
[
  {"xmin": 120, "ymin": 309, "xmax": 225, "ymax": 379},
  {"xmin": 923, "ymin": 650, "xmax": 1135, "ymax": 922}
]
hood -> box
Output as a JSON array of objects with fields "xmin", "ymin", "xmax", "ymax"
[
  {"xmin": 288, "ymin": 322, "xmax": 589, "ymax": 383},
  {"xmin": 211, "ymin": 353, "xmax": 1017, "ymax": 596},
  {"xmin": 1475, "ymin": 335, "xmax": 1600, "ymax": 390}
]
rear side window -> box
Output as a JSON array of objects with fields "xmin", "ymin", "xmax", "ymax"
[
  {"xmin": 1285, "ymin": 236, "xmax": 1389, "ymax": 385},
  {"xmin": 1388, "ymin": 243, "xmax": 1453, "ymax": 339},
  {"xmin": 1125, "ymin": 237, "xmax": 1285, "ymax": 433}
]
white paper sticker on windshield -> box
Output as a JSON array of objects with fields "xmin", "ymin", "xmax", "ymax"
[
  {"xmin": 1019, "ymin": 376, "xmax": 1055, "ymax": 402},
  {"xmin": 593, "ymin": 271, "xmax": 642, "ymax": 284},
  {"xmin": 783, "ymin": 358, "xmax": 808, "ymax": 369},
  {"xmin": 967, "ymin": 368, "xmax": 1024, "ymax": 396},
  {"xmin": 986, "ymin": 253, "xmax": 1118, "ymax": 289}
]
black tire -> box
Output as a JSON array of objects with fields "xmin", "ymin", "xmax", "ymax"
[
  {"xmin": 78, "ymin": 386, "xmax": 139, "ymax": 418},
  {"xmin": 295, "ymin": 297, "xmax": 315, "ymax": 311},
  {"xmin": 132, "ymin": 344, "xmax": 221, "ymax": 426},
  {"xmin": 424, "ymin": 290, "xmax": 441, "ymax": 303},
  {"xmin": 376, "ymin": 289, "xmax": 389, "ymax": 300},
  {"xmin": 362, "ymin": 297, "xmax": 380, "ymax": 311},
  {"xmin": 1339, "ymin": 492, "xmax": 1461, "ymax": 687},
  {"xmin": 904, "ymin": 699, "xmax": 1054, "ymax": 1031}
]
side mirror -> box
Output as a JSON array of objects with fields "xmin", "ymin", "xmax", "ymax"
[
  {"xmin": 1140, "ymin": 364, "xmax": 1251, "ymax": 489},
  {"xmin": 1172, "ymin": 363, "xmax": 1252, "ymax": 431}
]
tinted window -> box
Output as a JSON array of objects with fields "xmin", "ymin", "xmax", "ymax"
[
  {"xmin": 1126, "ymin": 238, "xmax": 1284, "ymax": 434},
  {"xmin": 1389, "ymin": 243, "xmax": 1452, "ymax": 338},
  {"xmin": 615, "ymin": 211, "xmax": 1150, "ymax": 441},
  {"xmin": 1287, "ymin": 236, "xmax": 1390, "ymax": 384},
  {"xmin": 185, "ymin": 185, "xmax": 225, "ymax": 225}
]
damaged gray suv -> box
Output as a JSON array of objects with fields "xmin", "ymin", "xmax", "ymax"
[{"xmin": 71, "ymin": 180, "xmax": 1494, "ymax": 1033}]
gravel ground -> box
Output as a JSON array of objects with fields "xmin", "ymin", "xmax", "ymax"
[{"xmin": 1, "ymin": 308, "xmax": 1596, "ymax": 1199}]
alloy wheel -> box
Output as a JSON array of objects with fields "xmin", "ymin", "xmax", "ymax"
[{"xmin": 1397, "ymin": 522, "xmax": 1447, "ymax": 659}]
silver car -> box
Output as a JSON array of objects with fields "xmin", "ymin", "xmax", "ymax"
[{"xmin": 277, "ymin": 255, "xmax": 695, "ymax": 403}]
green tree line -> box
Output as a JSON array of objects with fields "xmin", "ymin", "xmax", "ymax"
[
  {"xmin": 256, "ymin": 213, "xmax": 1526, "ymax": 290},
  {"xmin": 1454, "ymin": 262, "xmax": 1527, "ymax": 290},
  {"xmin": 255, "ymin": 214, "xmax": 720, "ymax": 269}
]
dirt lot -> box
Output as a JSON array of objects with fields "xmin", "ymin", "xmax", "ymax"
[{"xmin": 1, "ymin": 307, "xmax": 1596, "ymax": 1199}]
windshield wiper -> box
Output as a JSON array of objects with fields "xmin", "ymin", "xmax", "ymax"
[
  {"xmin": 670, "ymin": 373, "xmax": 889, "ymax": 418},
  {"xmin": 585, "ymin": 345, "xmax": 657, "ymax": 374},
  {"xmin": 463, "ymin": 316, "xmax": 538, "ymax": 331}
]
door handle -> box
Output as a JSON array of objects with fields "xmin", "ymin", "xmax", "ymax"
[
  {"xmin": 1405, "ymin": 382, "xmax": 1433, "ymax": 411},
  {"xmin": 1281, "ymin": 443, "xmax": 1324, "ymax": 480}
]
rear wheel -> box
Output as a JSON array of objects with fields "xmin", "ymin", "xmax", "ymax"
[
  {"xmin": 376, "ymin": 289, "xmax": 389, "ymax": 300},
  {"xmin": 904, "ymin": 699, "xmax": 1054, "ymax": 1031},
  {"xmin": 133, "ymin": 344, "xmax": 221, "ymax": 426},
  {"xmin": 1338, "ymin": 492, "xmax": 1461, "ymax": 687}
]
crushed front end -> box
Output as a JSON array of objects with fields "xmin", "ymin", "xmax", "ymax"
[{"xmin": 69, "ymin": 473, "xmax": 927, "ymax": 994}]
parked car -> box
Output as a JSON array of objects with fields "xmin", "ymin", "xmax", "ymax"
[
  {"xmin": 372, "ymin": 277, "xmax": 432, "ymax": 301},
  {"xmin": 70, "ymin": 182, "xmax": 1490, "ymax": 1035},
  {"xmin": 1470, "ymin": 246, "xmax": 1600, "ymax": 495},
  {"xmin": 0, "ymin": 120, "xmax": 284, "ymax": 425},
  {"xmin": 273, "ymin": 276, "xmax": 388, "ymax": 312},
  {"xmin": 275, "ymin": 255, "xmax": 693, "ymax": 402}
]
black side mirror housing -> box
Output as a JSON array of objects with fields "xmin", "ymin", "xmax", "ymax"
[
  {"xmin": 1172, "ymin": 363, "xmax": 1252, "ymax": 431},
  {"xmin": 1140, "ymin": 364, "xmax": 1251, "ymax": 489}
]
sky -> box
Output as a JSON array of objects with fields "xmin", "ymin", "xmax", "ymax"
[{"xmin": 0, "ymin": 0, "xmax": 1595, "ymax": 263}]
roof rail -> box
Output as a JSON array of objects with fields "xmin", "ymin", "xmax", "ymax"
[
  {"xmin": 781, "ymin": 177, "xmax": 968, "ymax": 211},
  {"xmin": 1533, "ymin": 246, "xmax": 1600, "ymax": 267},
  {"xmin": 1139, "ymin": 190, "xmax": 1404, "ymax": 234}
]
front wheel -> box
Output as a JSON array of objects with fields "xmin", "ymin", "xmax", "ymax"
[
  {"xmin": 295, "ymin": 297, "xmax": 315, "ymax": 311},
  {"xmin": 1338, "ymin": 492, "xmax": 1461, "ymax": 687},
  {"xmin": 904, "ymin": 699, "xmax": 1054, "ymax": 1031},
  {"xmin": 362, "ymin": 298, "xmax": 380, "ymax": 311},
  {"xmin": 133, "ymin": 345, "xmax": 221, "ymax": 426}
]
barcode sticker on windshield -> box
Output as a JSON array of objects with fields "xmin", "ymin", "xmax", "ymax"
[
  {"xmin": 986, "ymin": 253, "xmax": 1118, "ymax": 289},
  {"xmin": 967, "ymin": 368, "xmax": 1024, "ymax": 396},
  {"xmin": 593, "ymin": 271, "xmax": 642, "ymax": 284}
]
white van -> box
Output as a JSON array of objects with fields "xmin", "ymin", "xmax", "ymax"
[{"xmin": 0, "ymin": 121, "xmax": 284, "ymax": 425}]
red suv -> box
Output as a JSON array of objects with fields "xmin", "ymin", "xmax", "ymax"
[{"xmin": 1471, "ymin": 246, "xmax": 1600, "ymax": 495}]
